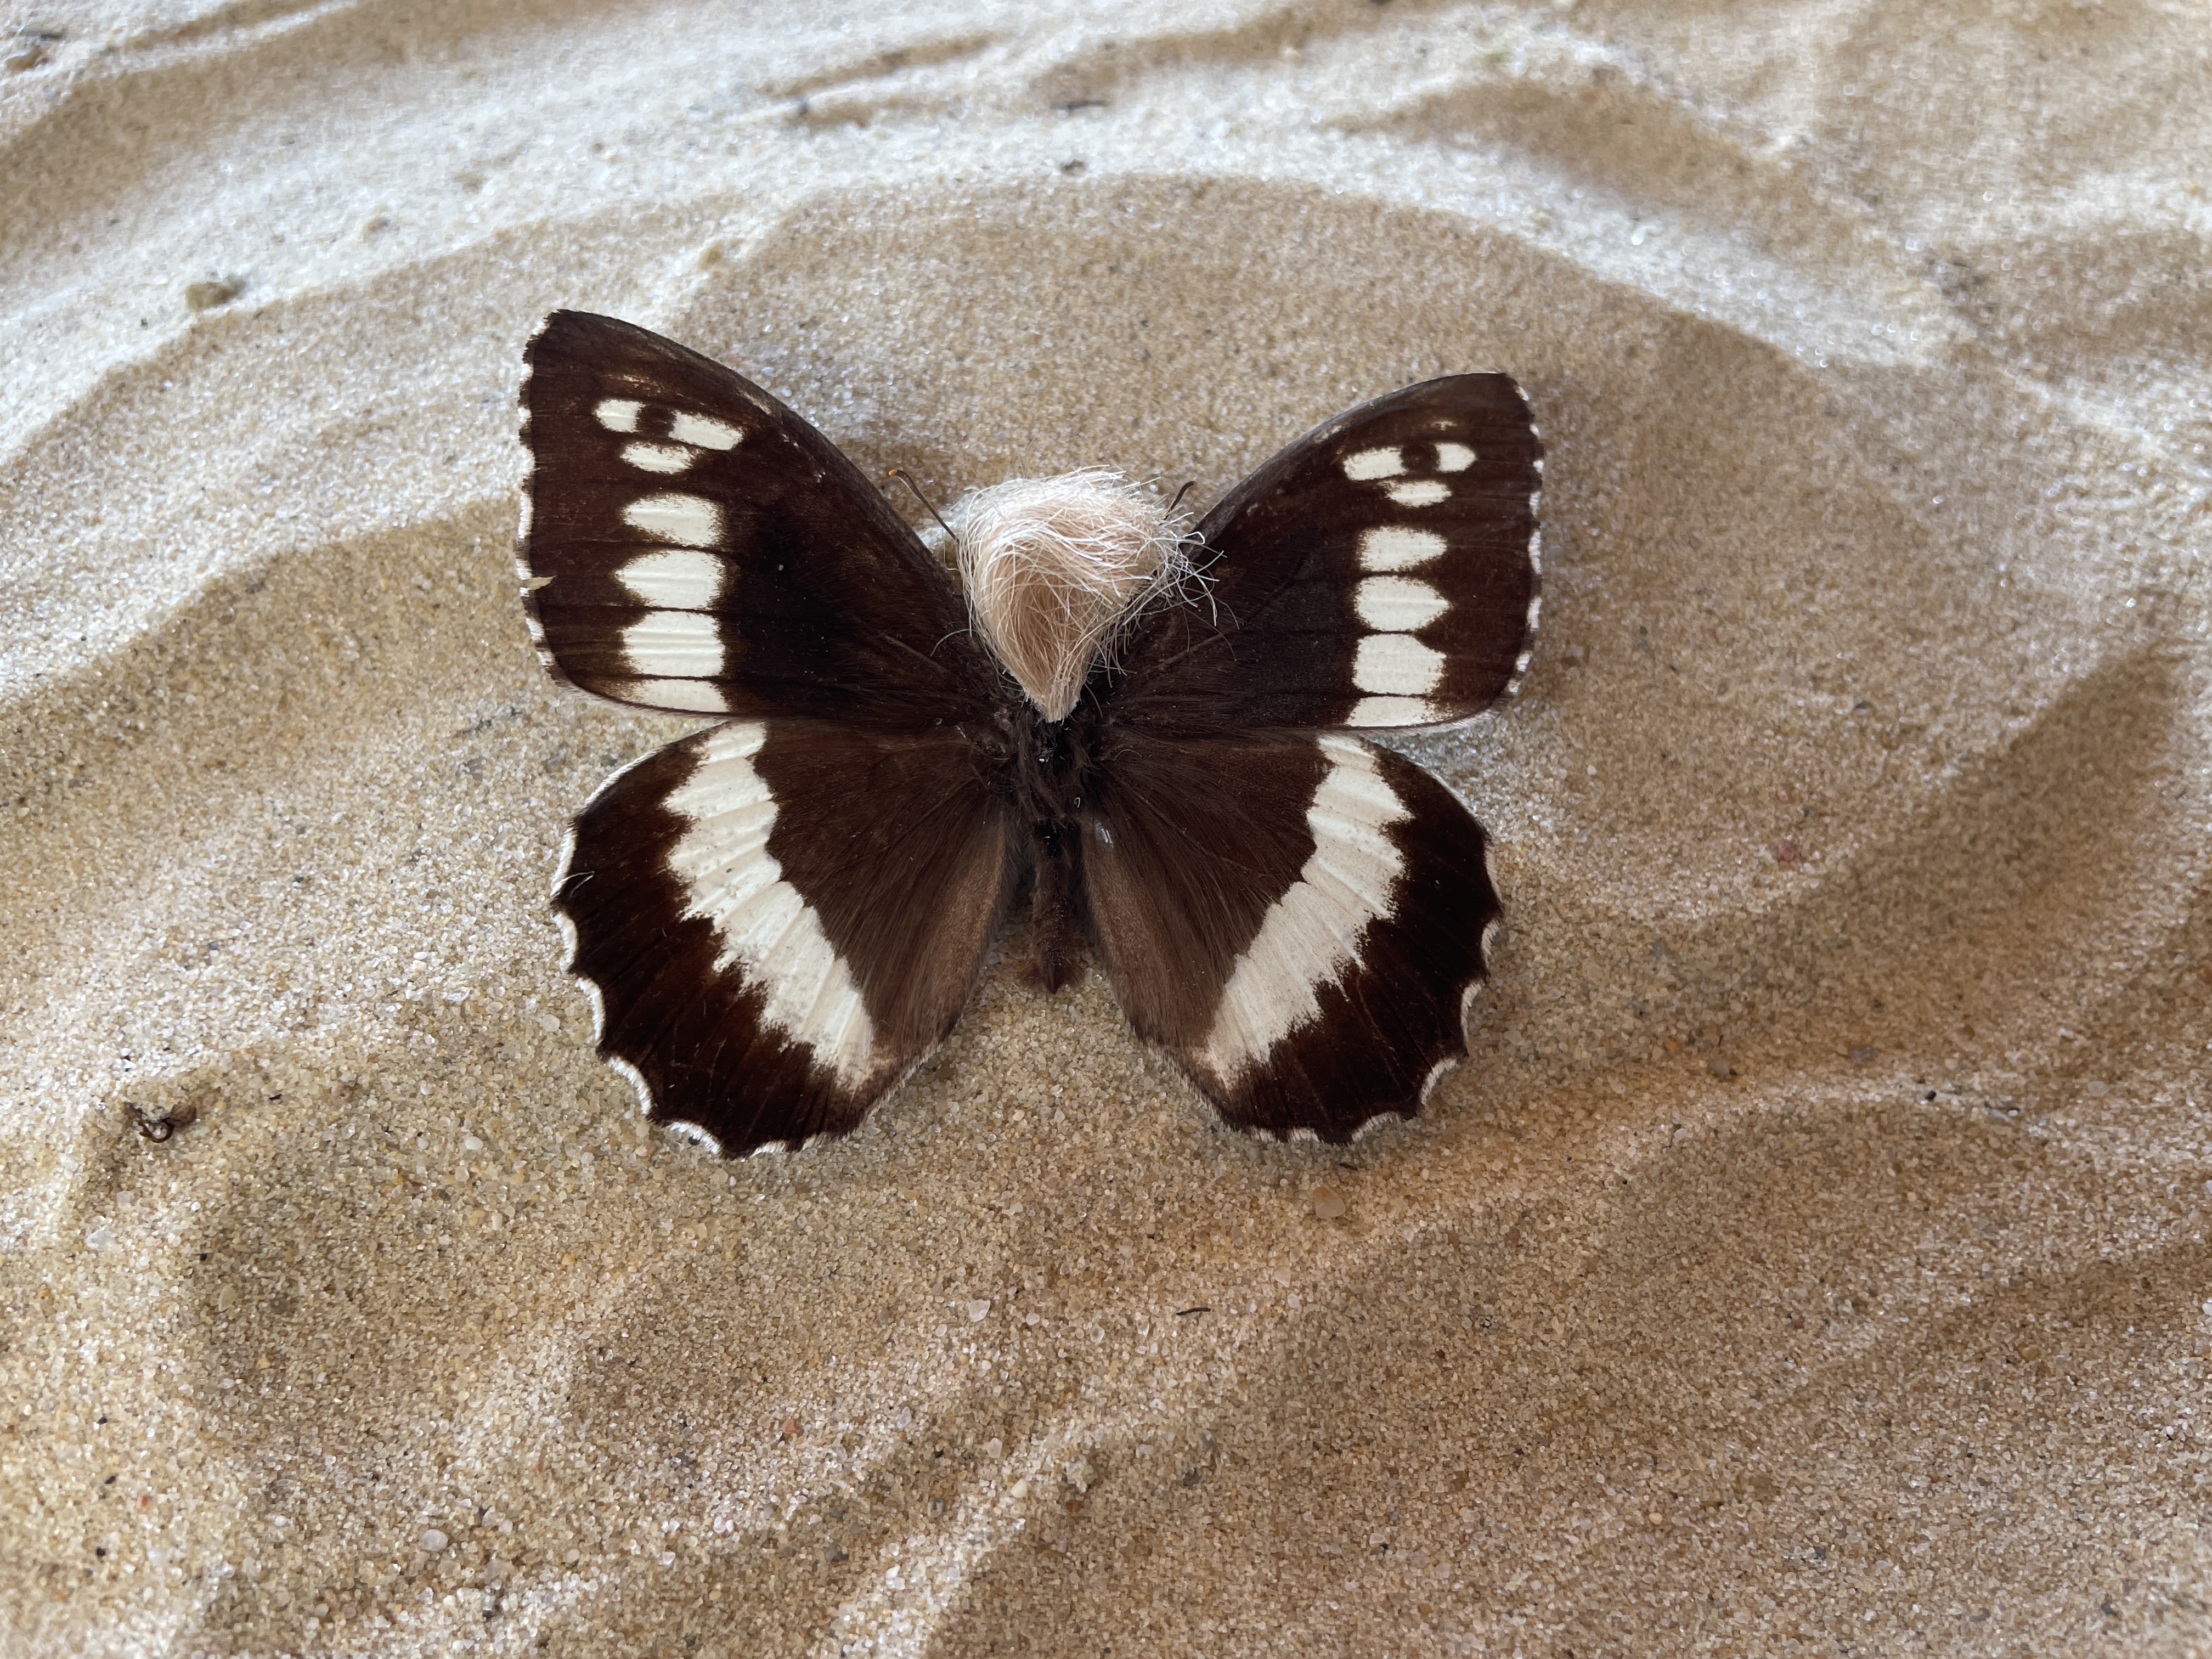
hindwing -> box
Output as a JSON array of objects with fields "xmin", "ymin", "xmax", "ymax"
[
  {"xmin": 556, "ymin": 719, "xmax": 1013, "ymax": 1153},
  {"xmin": 1082, "ymin": 730, "xmax": 1499, "ymax": 1140}
]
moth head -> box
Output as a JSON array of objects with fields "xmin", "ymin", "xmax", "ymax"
[{"xmin": 946, "ymin": 470, "xmax": 1194, "ymax": 723}]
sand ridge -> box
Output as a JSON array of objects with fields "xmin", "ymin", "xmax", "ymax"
[{"xmin": 3, "ymin": 2, "xmax": 2210, "ymax": 1654}]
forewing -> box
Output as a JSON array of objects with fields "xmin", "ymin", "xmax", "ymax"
[
  {"xmin": 520, "ymin": 310, "xmax": 992, "ymax": 726},
  {"xmin": 557, "ymin": 719, "xmax": 1013, "ymax": 1155},
  {"xmin": 1082, "ymin": 731, "xmax": 1499, "ymax": 1140},
  {"xmin": 1113, "ymin": 375, "xmax": 1540, "ymax": 734}
]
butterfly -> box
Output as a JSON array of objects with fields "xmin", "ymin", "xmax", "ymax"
[{"xmin": 517, "ymin": 311, "xmax": 1541, "ymax": 1156}]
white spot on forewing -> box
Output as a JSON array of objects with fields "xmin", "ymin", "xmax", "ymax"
[
  {"xmin": 1200, "ymin": 737, "xmax": 1408, "ymax": 1081},
  {"xmin": 1358, "ymin": 527, "xmax": 1447, "ymax": 572},
  {"xmin": 1342, "ymin": 447, "xmax": 1405, "ymax": 481},
  {"xmin": 1353, "ymin": 633, "xmax": 1445, "ymax": 696},
  {"xmin": 595, "ymin": 398, "xmax": 644, "ymax": 434},
  {"xmin": 618, "ymin": 548, "xmax": 722, "ymax": 610},
  {"xmin": 1354, "ymin": 575, "xmax": 1448, "ymax": 632},
  {"xmin": 1434, "ymin": 442, "xmax": 1476, "ymax": 472},
  {"xmin": 665, "ymin": 723, "xmax": 875, "ymax": 1084},
  {"xmin": 622, "ymin": 678, "xmax": 732, "ymax": 714},
  {"xmin": 1347, "ymin": 695, "xmax": 1437, "ymax": 726},
  {"xmin": 669, "ymin": 411, "xmax": 743, "ymax": 450},
  {"xmin": 1385, "ymin": 479, "xmax": 1451, "ymax": 508},
  {"xmin": 623, "ymin": 492, "xmax": 723, "ymax": 547},
  {"xmin": 621, "ymin": 611, "xmax": 725, "ymax": 679},
  {"xmin": 623, "ymin": 442, "xmax": 695, "ymax": 475}
]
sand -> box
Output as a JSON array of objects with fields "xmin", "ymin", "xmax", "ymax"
[{"xmin": 4, "ymin": 1, "xmax": 2210, "ymax": 1653}]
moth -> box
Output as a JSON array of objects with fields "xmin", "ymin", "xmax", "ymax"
[{"xmin": 517, "ymin": 311, "xmax": 1540, "ymax": 1156}]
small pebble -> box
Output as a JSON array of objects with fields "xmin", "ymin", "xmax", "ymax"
[
  {"xmin": 1311, "ymin": 1186, "xmax": 1347, "ymax": 1221},
  {"xmin": 184, "ymin": 275, "xmax": 242, "ymax": 311},
  {"xmin": 420, "ymin": 1528, "xmax": 448, "ymax": 1553}
]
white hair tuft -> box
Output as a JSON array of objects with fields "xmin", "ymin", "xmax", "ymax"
[{"xmin": 945, "ymin": 469, "xmax": 1198, "ymax": 722}]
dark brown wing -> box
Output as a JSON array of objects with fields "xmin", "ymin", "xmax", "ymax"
[
  {"xmin": 1108, "ymin": 375, "xmax": 1541, "ymax": 735},
  {"xmin": 519, "ymin": 311, "xmax": 996, "ymax": 728},
  {"xmin": 557, "ymin": 719, "xmax": 1014, "ymax": 1155},
  {"xmin": 1081, "ymin": 730, "xmax": 1499, "ymax": 1141}
]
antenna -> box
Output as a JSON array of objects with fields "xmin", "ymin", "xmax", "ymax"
[{"xmin": 888, "ymin": 469, "xmax": 958, "ymax": 550}]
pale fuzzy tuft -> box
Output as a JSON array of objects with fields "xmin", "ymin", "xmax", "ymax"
[{"xmin": 946, "ymin": 469, "xmax": 1196, "ymax": 721}]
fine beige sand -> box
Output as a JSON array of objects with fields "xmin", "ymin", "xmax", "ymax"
[{"xmin": 5, "ymin": 2, "xmax": 2210, "ymax": 1654}]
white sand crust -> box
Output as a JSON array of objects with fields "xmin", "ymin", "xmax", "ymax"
[{"xmin": 3, "ymin": 3, "xmax": 2210, "ymax": 1655}]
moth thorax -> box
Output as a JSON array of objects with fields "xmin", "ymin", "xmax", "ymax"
[{"xmin": 949, "ymin": 469, "xmax": 1187, "ymax": 723}]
